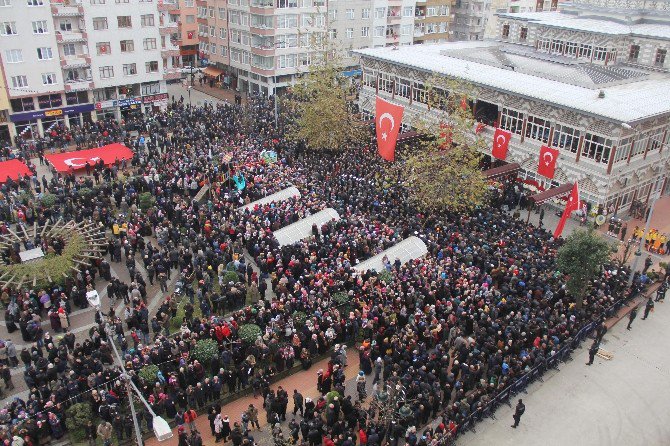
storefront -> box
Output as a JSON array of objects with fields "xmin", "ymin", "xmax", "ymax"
[
  {"xmin": 117, "ymin": 98, "xmax": 142, "ymax": 119},
  {"xmin": 142, "ymin": 93, "xmax": 169, "ymax": 114},
  {"xmin": 94, "ymin": 100, "xmax": 117, "ymax": 121},
  {"xmin": 10, "ymin": 103, "xmax": 95, "ymax": 139}
]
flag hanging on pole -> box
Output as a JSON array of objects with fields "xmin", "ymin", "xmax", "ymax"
[
  {"xmin": 537, "ymin": 145, "xmax": 559, "ymax": 179},
  {"xmin": 492, "ymin": 128, "xmax": 512, "ymax": 160},
  {"xmin": 375, "ymin": 96, "xmax": 404, "ymax": 162},
  {"xmin": 554, "ymin": 182, "xmax": 580, "ymax": 239}
]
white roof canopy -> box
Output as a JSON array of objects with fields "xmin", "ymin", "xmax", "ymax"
[
  {"xmin": 238, "ymin": 186, "xmax": 301, "ymax": 212},
  {"xmin": 353, "ymin": 236, "xmax": 428, "ymax": 274},
  {"xmin": 273, "ymin": 208, "xmax": 340, "ymax": 247}
]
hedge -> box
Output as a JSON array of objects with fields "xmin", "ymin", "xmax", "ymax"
[
  {"xmin": 238, "ymin": 324, "xmax": 262, "ymax": 343},
  {"xmin": 138, "ymin": 364, "xmax": 159, "ymax": 384},
  {"xmin": 193, "ymin": 338, "xmax": 219, "ymax": 363},
  {"xmin": 65, "ymin": 402, "xmax": 92, "ymax": 442}
]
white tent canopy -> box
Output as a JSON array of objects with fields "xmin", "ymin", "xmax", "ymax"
[
  {"xmin": 353, "ymin": 236, "xmax": 428, "ymax": 274},
  {"xmin": 238, "ymin": 186, "xmax": 300, "ymax": 212},
  {"xmin": 273, "ymin": 208, "xmax": 340, "ymax": 247}
]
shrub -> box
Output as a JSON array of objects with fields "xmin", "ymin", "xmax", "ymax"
[
  {"xmin": 223, "ymin": 270, "xmax": 240, "ymax": 284},
  {"xmin": 238, "ymin": 324, "xmax": 262, "ymax": 343},
  {"xmin": 193, "ymin": 338, "xmax": 219, "ymax": 363},
  {"xmin": 40, "ymin": 193, "xmax": 56, "ymax": 208},
  {"xmin": 138, "ymin": 364, "xmax": 159, "ymax": 384},
  {"xmin": 293, "ymin": 311, "xmax": 307, "ymax": 327},
  {"xmin": 139, "ymin": 192, "xmax": 156, "ymax": 211},
  {"xmin": 332, "ymin": 292, "xmax": 349, "ymax": 307},
  {"xmin": 325, "ymin": 391, "xmax": 341, "ymax": 404},
  {"xmin": 377, "ymin": 269, "xmax": 393, "ymax": 285},
  {"xmin": 78, "ymin": 187, "xmax": 92, "ymax": 198},
  {"xmin": 65, "ymin": 402, "xmax": 92, "ymax": 440}
]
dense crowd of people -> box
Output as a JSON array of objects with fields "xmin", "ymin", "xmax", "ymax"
[{"xmin": 0, "ymin": 93, "xmax": 644, "ymax": 446}]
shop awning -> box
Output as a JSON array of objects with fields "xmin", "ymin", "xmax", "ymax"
[
  {"xmin": 342, "ymin": 69, "xmax": 362, "ymax": 77},
  {"xmin": 203, "ymin": 66, "xmax": 224, "ymax": 77},
  {"xmin": 529, "ymin": 182, "xmax": 574, "ymax": 205},
  {"xmin": 483, "ymin": 162, "xmax": 520, "ymax": 180}
]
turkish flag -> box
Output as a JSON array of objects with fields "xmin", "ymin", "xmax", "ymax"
[
  {"xmin": 187, "ymin": 31, "xmax": 194, "ymax": 39},
  {"xmin": 554, "ymin": 182, "xmax": 580, "ymax": 239},
  {"xmin": 492, "ymin": 128, "xmax": 511, "ymax": 160},
  {"xmin": 537, "ymin": 145, "xmax": 559, "ymax": 179},
  {"xmin": 375, "ymin": 96, "xmax": 404, "ymax": 162}
]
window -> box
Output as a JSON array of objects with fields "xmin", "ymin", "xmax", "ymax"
[
  {"xmin": 582, "ymin": 132, "xmax": 612, "ymax": 164},
  {"xmin": 378, "ymin": 72, "xmax": 393, "ymax": 93},
  {"xmin": 185, "ymin": 15, "xmax": 195, "ymax": 24},
  {"xmin": 403, "ymin": 6, "xmax": 413, "ymax": 17},
  {"xmin": 374, "ymin": 7, "xmax": 385, "ymax": 19},
  {"xmin": 277, "ymin": 0, "xmax": 297, "ymax": 7},
  {"xmin": 593, "ymin": 46, "xmax": 607, "ymax": 61},
  {"xmin": 63, "ymin": 43, "xmax": 76, "ymax": 56},
  {"xmin": 525, "ymin": 115, "xmax": 550, "ymax": 143},
  {"xmin": 10, "ymin": 98, "xmax": 35, "ymax": 112},
  {"xmin": 4, "ymin": 49, "xmax": 23, "ymax": 63},
  {"xmin": 218, "ymin": 8, "xmax": 226, "ymax": 19},
  {"xmin": 27, "ymin": 0, "xmax": 43, "ymax": 5},
  {"xmin": 33, "ymin": 20, "xmax": 49, "ymax": 34},
  {"xmin": 519, "ymin": 27, "xmax": 527, "ymax": 41},
  {"xmin": 277, "ymin": 14, "xmax": 298, "ymax": 28},
  {"xmin": 210, "ymin": 26, "xmax": 215, "ymax": 37},
  {"xmin": 1, "ymin": 22, "xmax": 17, "ymax": 35},
  {"xmin": 361, "ymin": 26, "xmax": 369, "ymax": 37},
  {"xmin": 120, "ymin": 40, "xmax": 134, "ymax": 52},
  {"xmin": 346, "ymin": 28, "xmax": 353, "ymax": 39},
  {"xmin": 99, "ymin": 66, "xmax": 114, "ymax": 78},
  {"xmin": 565, "ymin": 42, "xmax": 578, "ymax": 58},
  {"xmin": 0, "ymin": 0, "xmax": 11, "ymax": 6},
  {"xmin": 655, "ymin": 48, "xmax": 666, "ymax": 66},
  {"xmin": 208, "ymin": 6, "xmax": 214, "ymax": 17},
  {"xmin": 500, "ymin": 107, "xmax": 523, "ymax": 135},
  {"xmin": 346, "ymin": 9, "xmax": 354, "ymax": 19},
  {"xmin": 276, "ymin": 34, "xmax": 297, "ymax": 48},
  {"xmin": 219, "ymin": 28, "xmax": 226, "ymax": 39},
  {"xmin": 630, "ymin": 132, "xmax": 649, "ymax": 158},
  {"xmin": 629, "ymin": 44, "xmax": 640, "ymax": 62},
  {"xmin": 123, "ymin": 63, "xmax": 137, "ymax": 75},
  {"xmin": 412, "ymin": 82, "xmax": 428, "ymax": 104},
  {"xmin": 42, "ymin": 72, "xmax": 56, "ymax": 85},
  {"xmin": 117, "ymin": 16, "xmax": 132, "ymax": 28},
  {"xmin": 90, "ymin": 0, "xmax": 106, "ymax": 4},
  {"xmin": 141, "ymin": 14, "xmax": 155, "ymax": 27},
  {"xmin": 374, "ymin": 26, "xmax": 384, "ymax": 37},
  {"xmin": 395, "ymin": 78, "xmax": 410, "ymax": 98},
  {"xmin": 141, "ymin": 82, "xmax": 160, "ymax": 95},
  {"xmin": 329, "ymin": 9, "xmax": 337, "ymax": 20},
  {"xmin": 501, "ymin": 24, "xmax": 509, "ymax": 38},
  {"xmin": 11, "ymin": 75, "xmax": 28, "ymax": 88},
  {"xmin": 143, "ymin": 38, "xmax": 157, "ymax": 50},
  {"xmin": 362, "ymin": 70, "xmax": 375, "ymax": 88},
  {"xmin": 60, "ymin": 20, "xmax": 73, "ymax": 32},
  {"xmin": 277, "ymin": 53, "xmax": 296, "ymax": 68},
  {"xmin": 93, "ymin": 17, "xmax": 108, "ymax": 30},
  {"xmin": 184, "ymin": 0, "xmax": 193, "ymax": 5},
  {"xmin": 328, "ymin": 29, "xmax": 336, "ymax": 39},
  {"xmin": 537, "ymin": 38, "xmax": 550, "ymax": 52},
  {"xmin": 362, "ymin": 8, "xmax": 370, "ymax": 19},
  {"xmin": 552, "ymin": 123, "xmax": 580, "ymax": 153},
  {"xmin": 37, "ymin": 47, "xmax": 53, "ymax": 60},
  {"xmin": 145, "ymin": 61, "xmax": 158, "ymax": 72},
  {"xmin": 614, "ymin": 137, "xmax": 631, "ymax": 164},
  {"xmin": 578, "ymin": 43, "xmax": 592, "ymax": 59},
  {"xmin": 97, "ymin": 42, "xmax": 110, "ymax": 55},
  {"xmin": 401, "ymin": 24, "xmax": 411, "ymax": 36},
  {"xmin": 66, "ymin": 91, "xmax": 88, "ymax": 105}
]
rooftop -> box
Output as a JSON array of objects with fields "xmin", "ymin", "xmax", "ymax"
[{"xmin": 354, "ymin": 42, "xmax": 670, "ymax": 123}]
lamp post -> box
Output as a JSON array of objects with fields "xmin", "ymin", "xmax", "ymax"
[
  {"xmin": 187, "ymin": 85, "xmax": 192, "ymax": 107},
  {"xmin": 628, "ymin": 190, "xmax": 661, "ymax": 285}
]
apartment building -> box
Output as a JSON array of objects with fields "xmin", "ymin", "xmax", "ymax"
[
  {"xmin": 198, "ymin": 0, "xmax": 455, "ymax": 96},
  {"xmin": 0, "ymin": 68, "xmax": 9, "ymax": 144},
  {"xmin": 0, "ymin": 0, "xmax": 175, "ymax": 141},
  {"xmin": 483, "ymin": 0, "xmax": 556, "ymax": 39}
]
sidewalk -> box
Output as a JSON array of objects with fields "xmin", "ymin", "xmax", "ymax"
[{"xmin": 144, "ymin": 348, "xmax": 361, "ymax": 446}]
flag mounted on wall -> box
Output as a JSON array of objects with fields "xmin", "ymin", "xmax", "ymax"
[
  {"xmin": 375, "ymin": 96, "xmax": 404, "ymax": 162},
  {"xmin": 537, "ymin": 145, "xmax": 559, "ymax": 179},
  {"xmin": 492, "ymin": 128, "xmax": 512, "ymax": 160},
  {"xmin": 554, "ymin": 182, "xmax": 580, "ymax": 239}
]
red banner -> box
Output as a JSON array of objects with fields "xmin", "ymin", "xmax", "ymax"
[
  {"xmin": 45, "ymin": 143, "xmax": 134, "ymax": 173},
  {"xmin": 537, "ymin": 145, "xmax": 559, "ymax": 179},
  {"xmin": 0, "ymin": 159, "xmax": 32, "ymax": 184},
  {"xmin": 554, "ymin": 183, "xmax": 580, "ymax": 239},
  {"xmin": 492, "ymin": 128, "xmax": 511, "ymax": 160},
  {"xmin": 375, "ymin": 96, "xmax": 404, "ymax": 162}
]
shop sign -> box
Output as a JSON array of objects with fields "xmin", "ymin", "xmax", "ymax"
[
  {"xmin": 142, "ymin": 93, "xmax": 169, "ymax": 104},
  {"xmin": 10, "ymin": 103, "xmax": 95, "ymax": 123}
]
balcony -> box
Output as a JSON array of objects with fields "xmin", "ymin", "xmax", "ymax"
[
  {"xmin": 161, "ymin": 48, "xmax": 181, "ymax": 58},
  {"xmin": 64, "ymin": 78, "xmax": 93, "ymax": 92},
  {"xmin": 159, "ymin": 24, "xmax": 179, "ymax": 35},
  {"xmin": 387, "ymin": 12, "xmax": 401, "ymax": 22},
  {"xmin": 51, "ymin": 4, "xmax": 83, "ymax": 17},
  {"xmin": 158, "ymin": 0, "xmax": 179, "ymax": 11},
  {"xmin": 56, "ymin": 31, "xmax": 87, "ymax": 43},
  {"xmin": 414, "ymin": 28, "xmax": 424, "ymax": 37},
  {"xmin": 251, "ymin": 45, "xmax": 275, "ymax": 56},
  {"xmin": 250, "ymin": 25, "xmax": 275, "ymax": 36},
  {"xmin": 60, "ymin": 55, "xmax": 91, "ymax": 69}
]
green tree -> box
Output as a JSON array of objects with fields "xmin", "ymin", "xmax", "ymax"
[
  {"xmin": 556, "ymin": 228, "xmax": 615, "ymax": 309},
  {"xmin": 283, "ymin": 55, "xmax": 366, "ymax": 152},
  {"xmin": 403, "ymin": 76, "xmax": 488, "ymax": 213}
]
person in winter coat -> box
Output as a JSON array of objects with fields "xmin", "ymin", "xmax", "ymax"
[
  {"xmin": 85, "ymin": 420, "xmax": 97, "ymax": 446},
  {"xmin": 96, "ymin": 421, "xmax": 112, "ymax": 446}
]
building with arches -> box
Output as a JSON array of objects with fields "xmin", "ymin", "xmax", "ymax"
[{"xmin": 354, "ymin": 0, "xmax": 670, "ymax": 212}]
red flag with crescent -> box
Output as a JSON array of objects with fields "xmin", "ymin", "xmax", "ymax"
[
  {"xmin": 375, "ymin": 96, "xmax": 404, "ymax": 162},
  {"xmin": 537, "ymin": 145, "xmax": 559, "ymax": 179},
  {"xmin": 492, "ymin": 128, "xmax": 511, "ymax": 160},
  {"xmin": 554, "ymin": 182, "xmax": 580, "ymax": 239}
]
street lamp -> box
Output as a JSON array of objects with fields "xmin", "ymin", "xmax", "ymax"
[{"xmin": 187, "ymin": 85, "xmax": 192, "ymax": 107}]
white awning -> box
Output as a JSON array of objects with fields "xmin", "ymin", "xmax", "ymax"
[
  {"xmin": 273, "ymin": 208, "xmax": 340, "ymax": 247},
  {"xmin": 238, "ymin": 186, "xmax": 301, "ymax": 212},
  {"xmin": 353, "ymin": 236, "xmax": 428, "ymax": 274}
]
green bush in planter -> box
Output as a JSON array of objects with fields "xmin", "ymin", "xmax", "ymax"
[
  {"xmin": 223, "ymin": 270, "xmax": 240, "ymax": 284},
  {"xmin": 78, "ymin": 187, "xmax": 92, "ymax": 198},
  {"xmin": 139, "ymin": 191, "xmax": 156, "ymax": 211},
  {"xmin": 193, "ymin": 338, "xmax": 219, "ymax": 363},
  {"xmin": 377, "ymin": 269, "xmax": 393, "ymax": 285},
  {"xmin": 332, "ymin": 292, "xmax": 349, "ymax": 307},
  {"xmin": 65, "ymin": 402, "xmax": 92, "ymax": 440},
  {"xmin": 138, "ymin": 364, "xmax": 160, "ymax": 384},
  {"xmin": 293, "ymin": 311, "xmax": 307, "ymax": 327},
  {"xmin": 325, "ymin": 391, "xmax": 341, "ymax": 404},
  {"xmin": 238, "ymin": 324, "xmax": 262, "ymax": 343},
  {"xmin": 40, "ymin": 193, "xmax": 56, "ymax": 208}
]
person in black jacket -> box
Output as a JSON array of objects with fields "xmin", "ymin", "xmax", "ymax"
[{"xmin": 511, "ymin": 399, "xmax": 525, "ymax": 428}]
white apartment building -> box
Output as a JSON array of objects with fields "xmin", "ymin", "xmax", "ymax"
[
  {"xmin": 0, "ymin": 0, "xmax": 176, "ymax": 141},
  {"xmin": 355, "ymin": 0, "xmax": 670, "ymax": 212}
]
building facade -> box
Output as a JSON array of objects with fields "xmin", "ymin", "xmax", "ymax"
[
  {"xmin": 354, "ymin": 0, "xmax": 670, "ymax": 212},
  {"xmin": 483, "ymin": 0, "xmax": 543, "ymax": 39},
  {"xmin": 0, "ymin": 0, "xmax": 175, "ymax": 142},
  {"xmin": 197, "ymin": 0, "xmax": 455, "ymax": 95}
]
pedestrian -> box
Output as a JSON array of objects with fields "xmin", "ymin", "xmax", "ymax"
[
  {"xmin": 511, "ymin": 399, "xmax": 525, "ymax": 428},
  {"xmin": 643, "ymin": 255, "xmax": 653, "ymax": 274},
  {"xmin": 292, "ymin": 389, "xmax": 304, "ymax": 416},
  {"xmin": 247, "ymin": 404, "xmax": 260, "ymax": 430},
  {"xmin": 655, "ymin": 282, "xmax": 667, "ymax": 302},
  {"xmin": 586, "ymin": 341, "xmax": 599, "ymax": 366},
  {"xmin": 85, "ymin": 420, "xmax": 97, "ymax": 446},
  {"xmin": 641, "ymin": 297, "xmax": 655, "ymax": 320},
  {"xmin": 627, "ymin": 305, "xmax": 638, "ymax": 330},
  {"xmin": 97, "ymin": 421, "xmax": 113, "ymax": 446}
]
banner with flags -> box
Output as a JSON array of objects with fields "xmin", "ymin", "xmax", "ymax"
[
  {"xmin": 537, "ymin": 146, "xmax": 559, "ymax": 179},
  {"xmin": 554, "ymin": 182, "xmax": 580, "ymax": 239},
  {"xmin": 375, "ymin": 96, "xmax": 404, "ymax": 162},
  {"xmin": 492, "ymin": 128, "xmax": 512, "ymax": 160}
]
